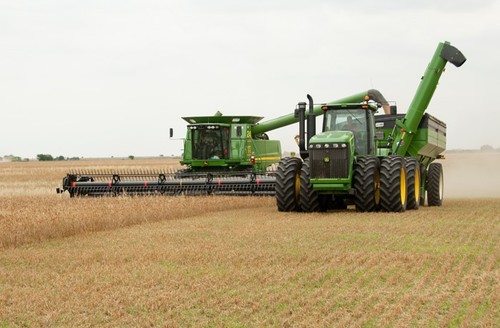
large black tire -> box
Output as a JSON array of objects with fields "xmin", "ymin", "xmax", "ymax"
[
  {"xmin": 427, "ymin": 162, "xmax": 444, "ymax": 206},
  {"xmin": 380, "ymin": 155, "xmax": 407, "ymax": 212},
  {"xmin": 299, "ymin": 158, "xmax": 321, "ymax": 212},
  {"xmin": 353, "ymin": 156, "xmax": 381, "ymax": 212},
  {"xmin": 275, "ymin": 157, "xmax": 303, "ymax": 212},
  {"xmin": 419, "ymin": 164, "xmax": 426, "ymax": 206},
  {"xmin": 405, "ymin": 157, "xmax": 421, "ymax": 210}
]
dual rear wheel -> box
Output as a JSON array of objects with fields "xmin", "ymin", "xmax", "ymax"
[
  {"xmin": 405, "ymin": 157, "xmax": 421, "ymax": 210},
  {"xmin": 358, "ymin": 156, "xmax": 443, "ymax": 211},
  {"xmin": 352, "ymin": 155, "xmax": 408, "ymax": 212},
  {"xmin": 276, "ymin": 156, "xmax": 443, "ymax": 212},
  {"xmin": 379, "ymin": 155, "xmax": 407, "ymax": 212},
  {"xmin": 353, "ymin": 156, "xmax": 380, "ymax": 212}
]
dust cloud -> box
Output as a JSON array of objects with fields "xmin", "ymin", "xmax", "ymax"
[{"xmin": 439, "ymin": 152, "xmax": 500, "ymax": 198}]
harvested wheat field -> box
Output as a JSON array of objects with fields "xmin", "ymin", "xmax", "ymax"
[{"xmin": 0, "ymin": 153, "xmax": 499, "ymax": 327}]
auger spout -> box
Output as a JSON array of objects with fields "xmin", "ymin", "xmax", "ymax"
[
  {"xmin": 251, "ymin": 90, "xmax": 385, "ymax": 136},
  {"xmin": 392, "ymin": 41, "xmax": 466, "ymax": 156}
]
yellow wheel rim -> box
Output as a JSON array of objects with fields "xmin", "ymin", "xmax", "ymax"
[
  {"xmin": 295, "ymin": 172, "xmax": 301, "ymax": 204},
  {"xmin": 400, "ymin": 167, "xmax": 406, "ymax": 205},
  {"xmin": 414, "ymin": 167, "xmax": 421, "ymax": 202}
]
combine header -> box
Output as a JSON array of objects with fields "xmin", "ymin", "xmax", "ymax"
[
  {"xmin": 58, "ymin": 169, "xmax": 276, "ymax": 197},
  {"xmin": 56, "ymin": 92, "xmax": 380, "ymax": 197}
]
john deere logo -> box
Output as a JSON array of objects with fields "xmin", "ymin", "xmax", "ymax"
[{"xmin": 323, "ymin": 157, "xmax": 330, "ymax": 163}]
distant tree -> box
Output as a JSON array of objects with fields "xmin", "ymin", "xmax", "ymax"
[
  {"xmin": 2, "ymin": 155, "xmax": 22, "ymax": 162},
  {"xmin": 480, "ymin": 145, "xmax": 494, "ymax": 152},
  {"xmin": 55, "ymin": 155, "xmax": 66, "ymax": 161},
  {"xmin": 37, "ymin": 154, "xmax": 54, "ymax": 161},
  {"xmin": 128, "ymin": 155, "xmax": 135, "ymax": 160}
]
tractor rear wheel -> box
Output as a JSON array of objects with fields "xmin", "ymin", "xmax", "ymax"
[
  {"xmin": 276, "ymin": 157, "xmax": 303, "ymax": 212},
  {"xmin": 380, "ymin": 155, "xmax": 407, "ymax": 212},
  {"xmin": 427, "ymin": 162, "xmax": 444, "ymax": 206},
  {"xmin": 300, "ymin": 158, "xmax": 321, "ymax": 212},
  {"xmin": 353, "ymin": 156, "xmax": 380, "ymax": 212},
  {"xmin": 405, "ymin": 157, "xmax": 421, "ymax": 210}
]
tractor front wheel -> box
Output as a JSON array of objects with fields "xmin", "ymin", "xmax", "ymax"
[
  {"xmin": 275, "ymin": 157, "xmax": 303, "ymax": 212},
  {"xmin": 300, "ymin": 158, "xmax": 322, "ymax": 212}
]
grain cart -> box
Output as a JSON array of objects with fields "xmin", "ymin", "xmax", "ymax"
[
  {"xmin": 276, "ymin": 41, "xmax": 466, "ymax": 212},
  {"xmin": 56, "ymin": 92, "xmax": 381, "ymax": 197}
]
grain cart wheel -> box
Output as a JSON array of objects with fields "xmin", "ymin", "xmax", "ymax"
[
  {"xmin": 380, "ymin": 155, "xmax": 407, "ymax": 212},
  {"xmin": 276, "ymin": 157, "xmax": 303, "ymax": 212},
  {"xmin": 353, "ymin": 156, "xmax": 381, "ymax": 212},
  {"xmin": 300, "ymin": 158, "xmax": 321, "ymax": 212},
  {"xmin": 405, "ymin": 157, "xmax": 421, "ymax": 210},
  {"xmin": 427, "ymin": 162, "xmax": 444, "ymax": 206}
]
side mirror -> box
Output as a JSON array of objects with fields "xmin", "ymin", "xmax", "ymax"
[{"xmin": 169, "ymin": 128, "xmax": 173, "ymax": 138}]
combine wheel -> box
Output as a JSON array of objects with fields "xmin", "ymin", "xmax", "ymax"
[
  {"xmin": 405, "ymin": 157, "xmax": 421, "ymax": 210},
  {"xmin": 427, "ymin": 162, "xmax": 444, "ymax": 206},
  {"xmin": 380, "ymin": 155, "xmax": 407, "ymax": 212},
  {"xmin": 353, "ymin": 156, "xmax": 380, "ymax": 212},
  {"xmin": 299, "ymin": 158, "xmax": 321, "ymax": 212},
  {"xmin": 275, "ymin": 157, "xmax": 303, "ymax": 212}
]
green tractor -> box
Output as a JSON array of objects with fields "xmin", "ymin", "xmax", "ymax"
[{"xmin": 276, "ymin": 41, "xmax": 466, "ymax": 212}]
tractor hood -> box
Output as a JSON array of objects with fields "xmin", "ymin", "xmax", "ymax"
[{"xmin": 309, "ymin": 131, "xmax": 353, "ymax": 146}]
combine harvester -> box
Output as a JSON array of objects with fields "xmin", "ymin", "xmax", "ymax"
[
  {"xmin": 56, "ymin": 92, "xmax": 377, "ymax": 197},
  {"xmin": 276, "ymin": 41, "xmax": 466, "ymax": 212}
]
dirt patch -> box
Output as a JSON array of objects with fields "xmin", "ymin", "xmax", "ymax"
[{"xmin": 440, "ymin": 152, "xmax": 500, "ymax": 198}]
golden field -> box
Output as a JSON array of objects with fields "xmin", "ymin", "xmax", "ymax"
[{"xmin": 0, "ymin": 154, "xmax": 499, "ymax": 327}]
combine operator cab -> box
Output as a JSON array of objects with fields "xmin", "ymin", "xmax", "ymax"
[
  {"xmin": 180, "ymin": 114, "xmax": 281, "ymax": 174},
  {"xmin": 189, "ymin": 125, "xmax": 230, "ymax": 160}
]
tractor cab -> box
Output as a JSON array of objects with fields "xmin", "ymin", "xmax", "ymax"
[{"xmin": 321, "ymin": 103, "xmax": 378, "ymax": 155}]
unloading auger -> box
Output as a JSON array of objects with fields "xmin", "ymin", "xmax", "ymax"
[{"xmin": 56, "ymin": 91, "xmax": 384, "ymax": 197}]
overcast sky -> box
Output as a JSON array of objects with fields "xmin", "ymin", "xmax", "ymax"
[{"xmin": 1, "ymin": 0, "xmax": 499, "ymax": 158}]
